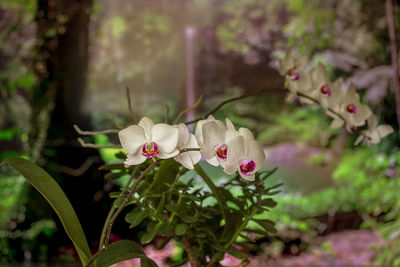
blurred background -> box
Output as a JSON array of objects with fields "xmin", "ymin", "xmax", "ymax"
[{"xmin": 0, "ymin": 0, "xmax": 400, "ymax": 266}]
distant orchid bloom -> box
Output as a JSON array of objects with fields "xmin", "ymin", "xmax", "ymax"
[
  {"xmin": 354, "ymin": 115, "xmax": 394, "ymax": 146},
  {"xmin": 173, "ymin": 123, "xmax": 201, "ymax": 169},
  {"xmin": 338, "ymin": 83, "xmax": 372, "ymax": 127},
  {"xmin": 310, "ymin": 64, "xmax": 343, "ymax": 108},
  {"xmin": 278, "ymin": 50, "xmax": 311, "ymax": 94},
  {"xmin": 119, "ymin": 117, "xmax": 179, "ymax": 165}
]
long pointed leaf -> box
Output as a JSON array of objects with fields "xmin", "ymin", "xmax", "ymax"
[
  {"xmin": 1, "ymin": 157, "xmax": 91, "ymax": 265},
  {"xmin": 94, "ymin": 240, "xmax": 157, "ymax": 267}
]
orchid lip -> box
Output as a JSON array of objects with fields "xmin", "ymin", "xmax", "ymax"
[
  {"xmin": 142, "ymin": 142, "xmax": 160, "ymax": 158},
  {"xmin": 215, "ymin": 143, "xmax": 228, "ymax": 160},
  {"xmin": 346, "ymin": 103, "xmax": 357, "ymax": 114},
  {"xmin": 240, "ymin": 158, "xmax": 256, "ymax": 176},
  {"xmin": 320, "ymin": 84, "xmax": 332, "ymax": 96},
  {"xmin": 287, "ymin": 67, "xmax": 300, "ymax": 80}
]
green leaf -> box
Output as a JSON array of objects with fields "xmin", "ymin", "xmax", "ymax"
[
  {"xmin": 1, "ymin": 157, "xmax": 91, "ymax": 265},
  {"xmin": 104, "ymin": 171, "xmax": 125, "ymax": 180},
  {"xmin": 141, "ymin": 256, "xmax": 158, "ymax": 267},
  {"xmin": 194, "ymin": 164, "xmax": 227, "ymax": 224},
  {"xmin": 158, "ymin": 221, "xmax": 171, "ymax": 236},
  {"xmin": 260, "ymin": 198, "xmax": 277, "ymax": 208},
  {"xmin": 220, "ymin": 211, "xmax": 242, "ymax": 243},
  {"xmin": 141, "ymin": 222, "xmax": 161, "ymax": 244},
  {"xmin": 94, "ymin": 240, "xmax": 157, "ymax": 267},
  {"xmin": 177, "ymin": 214, "xmax": 198, "ymax": 223},
  {"xmin": 125, "ymin": 208, "xmax": 147, "ymax": 228},
  {"xmin": 148, "ymin": 159, "xmax": 179, "ymax": 195},
  {"xmin": 165, "ymin": 203, "xmax": 181, "ymax": 213},
  {"xmin": 227, "ymin": 249, "xmax": 248, "ymax": 259},
  {"xmin": 253, "ymin": 219, "xmax": 277, "ymax": 234},
  {"xmin": 175, "ymin": 223, "xmax": 188, "ymax": 235},
  {"xmin": 98, "ymin": 163, "xmax": 125, "ymax": 170}
]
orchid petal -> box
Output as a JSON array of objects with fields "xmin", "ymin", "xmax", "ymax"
[
  {"xmin": 138, "ymin": 117, "xmax": 155, "ymax": 139},
  {"xmin": 226, "ymin": 135, "xmax": 245, "ymax": 167},
  {"xmin": 247, "ymin": 140, "xmax": 266, "ymax": 172},
  {"xmin": 151, "ymin": 123, "xmax": 179, "ymax": 153},
  {"xmin": 158, "ymin": 149, "xmax": 179, "ymax": 159},
  {"xmin": 226, "ymin": 118, "xmax": 235, "ymax": 131},
  {"xmin": 124, "ymin": 151, "xmax": 146, "ymax": 166},
  {"xmin": 225, "ymin": 129, "xmax": 240, "ymax": 143},
  {"xmin": 376, "ymin": 125, "xmax": 394, "ymax": 138},
  {"xmin": 118, "ymin": 125, "xmax": 147, "ymax": 155},
  {"xmin": 239, "ymin": 128, "xmax": 255, "ymax": 141},
  {"xmin": 238, "ymin": 170, "xmax": 255, "ymax": 181},
  {"xmin": 195, "ymin": 115, "xmax": 216, "ymax": 145},
  {"xmin": 207, "ymin": 157, "xmax": 219, "ymax": 166},
  {"xmin": 174, "ymin": 153, "xmax": 194, "ymax": 169},
  {"xmin": 177, "ymin": 123, "xmax": 190, "ymax": 148},
  {"xmin": 200, "ymin": 121, "xmax": 226, "ymax": 159}
]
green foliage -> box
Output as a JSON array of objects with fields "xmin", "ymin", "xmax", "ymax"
[
  {"xmin": 1, "ymin": 157, "xmax": 92, "ymax": 265},
  {"xmin": 264, "ymin": 147, "xmax": 400, "ymax": 264},
  {"xmin": 258, "ymin": 105, "xmax": 335, "ymax": 146},
  {"xmin": 94, "ymin": 240, "xmax": 157, "ymax": 267},
  {"xmin": 101, "ymin": 156, "xmax": 280, "ymax": 266}
]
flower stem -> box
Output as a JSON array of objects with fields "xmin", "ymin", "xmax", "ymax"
[
  {"xmin": 185, "ymin": 88, "xmax": 268, "ymax": 125},
  {"xmin": 85, "ymin": 160, "xmax": 161, "ymax": 267}
]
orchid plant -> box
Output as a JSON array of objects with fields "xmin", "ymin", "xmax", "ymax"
[{"xmin": 0, "ymin": 50, "xmax": 394, "ymax": 267}]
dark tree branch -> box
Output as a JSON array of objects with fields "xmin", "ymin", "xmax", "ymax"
[{"xmin": 386, "ymin": 0, "xmax": 400, "ymax": 138}]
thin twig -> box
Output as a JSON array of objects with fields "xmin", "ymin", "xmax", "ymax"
[
  {"xmin": 386, "ymin": 0, "xmax": 400, "ymax": 139},
  {"xmin": 126, "ymin": 86, "xmax": 139, "ymax": 123},
  {"xmin": 47, "ymin": 156, "xmax": 100, "ymax": 176},
  {"xmin": 296, "ymin": 92, "xmax": 348, "ymax": 124},
  {"xmin": 164, "ymin": 104, "xmax": 170, "ymax": 123},
  {"xmin": 77, "ymin": 138, "xmax": 121, "ymax": 149},
  {"xmin": 73, "ymin": 124, "xmax": 119, "ymax": 135},
  {"xmin": 179, "ymin": 147, "xmax": 201, "ymax": 153},
  {"xmin": 173, "ymin": 94, "xmax": 203, "ymax": 124},
  {"xmin": 85, "ymin": 160, "xmax": 161, "ymax": 267},
  {"xmin": 103, "ymin": 159, "xmax": 161, "ymax": 247},
  {"xmin": 109, "ymin": 112, "xmax": 123, "ymax": 130},
  {"xmin": 185, "ymin": 89, "xmax": 268, "ymax": 125},
  {"xmin": 97, "ymin": 167, "xmax": 138, "ymax": 251}
]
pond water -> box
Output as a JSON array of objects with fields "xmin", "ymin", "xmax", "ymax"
[{"xmin": 194, "ymin": 142, "xmax": 335, "ymax": 196}]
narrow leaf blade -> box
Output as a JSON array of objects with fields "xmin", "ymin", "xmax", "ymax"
[{"xmin": 1, "ymin": 157, "xmax": 91, "ymax": 265}]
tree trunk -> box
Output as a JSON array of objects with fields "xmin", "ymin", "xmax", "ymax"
[
  {"xmin": 25, "ymin": 0, "xmax": 111, "ymax": 259},
  {"xmin": 386, "ymin": 0, "xmax": 400, "ymax": 139}
]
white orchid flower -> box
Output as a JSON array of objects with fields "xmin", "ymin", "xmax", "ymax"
[
  {"xmin": 119, "ymin": 117, "xmax": 179, "ymax": 165},
  {"xmin": 326, "ymin": 83, "xmax": 371, "ymax": 129},
  {"xmin": 173, "ymin": 123, "xmax": 201, "ymax": 169},
  {"xmin": 194, "ymin": 115, "xmax": 219, "ymax": 146},
  {"xmin": 198, "ymin": 118, "xmax": 229, "ymax": 167},
  {"xmin": 223, "ymin": 128, "xmax": 266, "ymax": 181},
  {"xmin": 354, "ymin": 115, "xmax": 394, "ymax": 146},
  {"xmin": 339, "ymin": 83, "xmax": 372, "ymax": 127},
  {"xmin": 310, "ymin": 64, "xmax": 342, "ymax": 107},
  {"xmin": 279, "ymin": 50, "xmax": 312, "ymax": 94}
]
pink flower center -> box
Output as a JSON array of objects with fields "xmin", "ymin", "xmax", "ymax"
[
  {"xmin": 346, "ymin": 103, "xmax": 357, "ymax": 114},
  {"xmin": 287, "ymin": 67, "xmax": 300, "ymax": 80},
  {"xmin": 215, "ymin": 144, "xmax": 228, "ymax": 160},
  {"xmin": 142, "ymin": 142, "xmax": 159, "ymax": 158},
  {"xmin": 240, "ymin": 158, "xmax": 256, "ymax": 176},
  {"xmin": 320, "ymin": 84, "xmax": 332, "ymax": 96}
]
